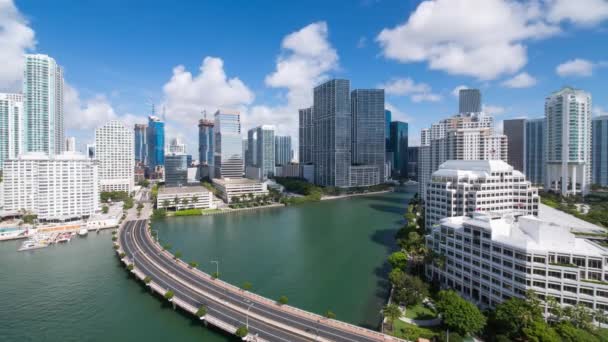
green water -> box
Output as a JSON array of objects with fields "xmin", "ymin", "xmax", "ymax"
[{"xmin": 0, "ymin": 191, "xmax": 411, "ymax": 341}]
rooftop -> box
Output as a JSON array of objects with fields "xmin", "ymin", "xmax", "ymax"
[
  {"xmin": 212, "ymin": 178, "xmax": 263, "ymax": 185},
  {"xmin": 158, "ymin": 185, "xmax": 209, "ymax": 195},
  {"xmin": 433, "ymin": 160, "xmax": 525, "ymax": 179},
  {"xmin": 12, "ymin": 151, "xmax": 90, "ymax": 161}
]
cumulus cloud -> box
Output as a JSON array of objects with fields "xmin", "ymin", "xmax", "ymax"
[
  {"xmin": 501, "ymin": 72, "xmax": 537, "ymax": 88},
  {"xmin": 556, "ymin": 58, "xmax": 595, "ymax": 77},
  {"xmin": 0, "ymin": 0, "xmax": 36, "ymax": 91},
  {"xmin": 595, "ymin": 106, "xmax": 608, "ymax": 117},
  {"xmin": 376, "ymin": 0, "xmax": 608, "ymax": 81},
  {"xmin": 483, "ymin": 104, "xmax": 506, "ymax": 116},
  {"xmin": 379, "ymin": 77, "xmax": 441, "ymax": 102},
  {"xmin": 451, "ymin": 85, "xmax": 469, "ymax": 97}
]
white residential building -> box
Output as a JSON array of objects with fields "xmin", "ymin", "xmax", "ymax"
[
  {"xmin": 95, "ymin": 121, "xmax": 134, "ymax": 193},
  {"xmin": 426, "ymin": 213, "xmax": 608, "ymax": 312},
  {"xmin": 23, "ymin": 54, "xmax": 64, "ymax": 156},
  {"xmin": 212, "ymin": 178, "xmax": 268, "ymax": 203},
  {"xmin": 156, "ymin": 186, "xmax": 214, "ymax": 210},
  {"xmin": 545, "ymin": 87, "xmax": 592, "ymax": 196},
  {"xmin": 418, "ymin": 112, "xmax": 507, "ymax": 200},
  {"xmin": 3, "ymin": 152, "xmax": 99, "ymax": 221},
  {"xmin": 425, "ymin": 160, "xmax": 539, "ymax": 229},
  {"xmin": 0, "ymin": 93, "xmax": 23, "ymax": 169}
]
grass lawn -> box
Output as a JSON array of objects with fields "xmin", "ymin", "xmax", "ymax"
[
  {"xmin": 389, "ymin": 319, "xmax": 442, "ymax": 340},
  {"xmin": 404, "ymin": 303, "xmax": 437, "ymax": 320},
  {"xmin": 170, "ymin": 208, "xmax": 222, "ymax": 216}
]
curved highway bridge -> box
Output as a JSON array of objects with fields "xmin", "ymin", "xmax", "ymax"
[{"xmin": 117, "ymin": 219, "xmax": 405, "ymax": 342}]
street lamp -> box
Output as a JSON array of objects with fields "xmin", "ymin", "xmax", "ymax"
[
  {"xmin": 246, "ymin": 302, "xmax": 254, "ymax": 330},
  {"xmin": 210, "ymin": 260, "xmax": 219, "ymax": 278}
]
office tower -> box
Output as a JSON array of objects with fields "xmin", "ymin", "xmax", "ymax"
[
  {"xmin": 86, "ymin": 144, "xmax": 95, "ymax": 159},
  {"xmin": 242, "ymin": 139, "xmax": 248, "ymax": 165},
  {"xmin": 545, "ymin": 87, "xmax": 592, "ymax": 195},
  {"xmin": 425, "ymin": 160, "xmax": 539, "ymax": 229},
  {"xmin": 165, "ymin": 153, "xmax": 188, "ymax": 187},
  {"xmin": 23, "ymin": 54, "xmax": 64, "ymax": 156},
  {"xmin": 253, "ymin": 125, "xmax": 275, "ymax": 178},
  {"xmin": 426, "ymin": 213, "xmax": 608, "ymax": 310},
  {"xmin": 524, "ymin": 118, "xmax": 545, "ymax": 185},
  {"xmin": 298, "ymin": 107, "xmax": 314, "ymax": 164},
  {"xmin": 95, "ymin": 121, "xmax": 134, "ymax": 193},
  {"xmin": 503, "ymin": 119, "xmax": 525, "ymax": 172},
  {"xmin": 246, "ymin": 128, "xmax": 257, "ymax": 167},
  {"xmin": 418, "ymin": 112, "xmax": 507, "ymax": 200},
  {"xmin": 3, "ymin": 151, "xmax": 99, "ymax": 221},
  {"xmin": 313, "ymin": 79, "xmax": 351, "ymax": 187},
  {"xmin": 275, "ymin": 135, "xmax": 293, "ymax": 166},
  {"xmin": 134, "ymin": 124, "xmax": 147, "ymax": 164},
  {"xmin": 0, "ymin": 93, "xmax": 23, "ymax": 169},
  {"xmin": 198, "ymin": 118, "xmax": 214, "ymax": 166},
  {"xmin": 167, "ymin": 137, "xmax": 186, "ymax": 154},
  {"xmin": 351, "ymin": 89, "xmax": 385, "ymax": 184},
  {"xmin": 146, "ymin": 116, "xmax": 165, "ymax": 169},
  {"xmin": 214, "ymin": 110, "xmax": 244, "ymax": 178},
  {"xmin": 65, "ymin": 137, "xmax": 76, "ymax": 152},
  {"xmin": 458, "ymin": 88, "xmax": 481, "ymax": 113},
  {"xmin": 407, "ymin": 146, "xmax": 419, "ymax": 180},
  {"xmin": 385, "ymin": 109, "xmax": 392, "ymax": 151},
  {"xmin": 593, "ymin": 116, "xmax": 608, "ymax": 186},
  {"xmin": 389, "ymin": 121, "xmax": 408, "ymax": 178}
]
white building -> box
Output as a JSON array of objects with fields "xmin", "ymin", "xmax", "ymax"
[
  {"xmin": 0, "ymin": 93, "xmax": 23, "ymax": 169},
  {"xmin": 167, "ymin": 137, "xmax": 186, "ymax": 154},
  {"xmin": 545, "ymin": 87, "xmax": 592, "ymax": 196},
  {"xmin": 214, "ymin": 110, "xmax": 244, "ymax": 178},
  {"xmin": 425, "ymin": 160, "xmax": 539, "ymax": 229},
  {"xmin": 3, "ymin": 152, "xmax": 99, "ymax": 221},
  {"xmin": 418, "ymin": 112, "xmax": 507, "ymax": 200},
  {"xmin": 156, "ymin": 186, "xmax": 214, "ymax": 210},
  {"xmin": 212, "ymin": 178, "xmax": 268, "ymax": 203},
  {"xmin": 95, "ymin": 121, "xmax": 134, "ymax": 193},
  {"xmin": 65, "ymin": 136, "xmax": 76, "ymax": 152},
  {"xmin": 426, "ymin": 213, "xmax": 608, "ymax": 312},
  {"xmin": 23, "ymin": 54, "xmax": 64, "ymax": 156},
  {"xmin": 350, "ymin": 165, "xmax": 380, "ymax": 187}
]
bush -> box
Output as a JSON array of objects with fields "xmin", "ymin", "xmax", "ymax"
[
  {"xmin": 119, "ymin": 252, "xmax": 126, "ymax": 258},
  {"xmin": 196, "ymin": 305, "xmax": 207, "ymax": 318},
  {"xmin": 325, "ymin": 310, "xmax": 336, "ymax": 319},
  {"xmin": 235, "ymin": 326, "xmax": 248, "ymax": 338},
  {"xmin": 164, "ymin": 290, "xmax": 174, "ymax": 300},
  {"xmin": 143, "ymin": 276, "xmax": 151, "ymax": 284},
  {"xmin": 127, "ymin": 264, "xmax": 134, "ymax": 271},
  {"xmin": 278, "ymin": 295, "xmax": 288, "ymax": 305}
]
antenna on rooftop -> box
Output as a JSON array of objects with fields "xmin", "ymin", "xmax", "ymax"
[{"xmin": 201, "ymin": 109, "xmax": 207, "ymax": 120}]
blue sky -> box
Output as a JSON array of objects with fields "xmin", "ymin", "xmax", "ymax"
[{"xmin": 3, "ymin": 0, "xmax": 608, "ymax": 156}]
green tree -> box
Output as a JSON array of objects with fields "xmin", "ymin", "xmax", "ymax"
[
  {"xmin": 393, "ymin": 274, "xmax": 429, "ymax": 306},
  {"xmin": 436, "ymin": 290, "xmax": 486, "ymax": 336},
  {"xmin": 188, "ymin": 261, "xmax": 198, "ymax": 268},
  {"xmin": 388, "ymin": 268, "xmax": 406, "ymax": 287},
  {"xmin": 382, "ymin": 304, "xmax": 402, "ymax": 331},
  {"xmin": 554, "ymin": 322, "xmax": 599, "ymax": 342},
  {"xmin": 164, "ymin": 290, "xmax": 174, "ymax": 300},
  {"xmin": 162, "ymin": 200, "xmax": 170, "ymax": 209},
  {"xmin": 235, "ymin": 326, "xmax": 248, "ymax": 338},
  {"xmin": 143, "ymin": 276, "xmax": 151, "ymax": 284},
  {"xmin": 196, "ymin": 305, "xmax": 207, "ymax": 318},
  {"xmin": 522, "ymin": 320, "xmax": 560, "ymax": 342},
  {"xmin": 241, "ymin": 281, "xmax": 252, "ymax": 291},
  {"xmin": 102, "ymin": 205, "xmax": 109, "ymax": 214},
  {"xmin": 119, "ymin": 252, "xmax": 126, "ymax": 258},
  {"xmin": 491, "ymin": 297, "xmax": 542, "ymax": 338},
  {"xmin": 127, "ymin": 264, "xmax": 134, "ymax": 271},
  {"xmin": 325, "ymin": 310, "xmax": 336, "ymax": 319},
  {"xmin": 162, "ymin": 243, "xmax": 172, "ymax": 251},
  {"xmin": 211, "ymin": 271, "xmax": 219, "ymax": 279},
  {"xmin": 173, "ymin": 251, "xmax": 182, "ymax": 260},
  {"xmin": 387, "ymin": 251, "xmax": 408, "ymax": 269},
  {"xmin": 278, "ymin": 295, "xmax": 288, "ymax": 305}
]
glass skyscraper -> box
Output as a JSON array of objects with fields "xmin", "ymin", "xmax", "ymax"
[
  {"xmin": 134, "ymin": 124, "xmax": 147, "ymax": 164},
  {"xmin": 253, "ymin": 125, "xmax": 275, "ymax": 178},
  {"xmin": 524, "ymin": 118, "xmax": 545, "ymax": 185},
  {"xmin": 298, "ymin": 107, "xmax": 313, "ymax": 164},
  {"xmin": 275, "ymin": 135, "xmax": 292, "ymax": 166},
  {"xmin": 458, "ymin": 88, "xmax": 481, "ymax": 114},
  {"xmin": 165, "ymin": 154, "xmax": 188, "ymax": 187},
  {"xmin": 389, "ymin": 121, "xmax": 408, "ymax": 177},
  {"xmin": 214, "ymin": 110, "xmax": 244, "ymax": 178},
  {"xmin": 504, "ymin": 119, "xmax": 525, "ymax": 172},
  {"xmin": 351, "ymin": 89, "xmax": 385, "ymax": 182},
  {"xmin": 198, "ymin": 118, "xmax": 214, "ymax": 166},
  {"xmin": 385, "ymin": 109, "xmax": 391, "ymax": 151},
  {"xmin": 23, "ymin": 54, "xmax": 64, "ymax": 156},
  {"xmin": 146, "ymin": 116, "xmax": 165, "ymax": 169},
  {"xmin": 592, "ymin": 116, "xmax": 608, "ymax": 186},
  {"xmin": 313, "ymin": 79, "xmax": 351, "ymax": 187}
]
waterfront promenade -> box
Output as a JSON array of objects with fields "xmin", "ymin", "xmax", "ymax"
[{"xmin": 117, "ymin": 218, "xmax": 406, "ymax": 342}]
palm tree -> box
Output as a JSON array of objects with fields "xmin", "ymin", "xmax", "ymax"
[
  {"xmin": 382, "ymin": 304, "xmax": 402, "ymax": 331},
  {"xmin": 196, "ymin": 305, "xmax": 207, "ymax": 318},
  {"xmin": 162, "ymin": 200, "xmax": 170, "ymax": 209}
]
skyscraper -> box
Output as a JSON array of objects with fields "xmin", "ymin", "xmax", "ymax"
[
  {"xmin": 351, "ymin": 89, "xmax": 385, "ymax": 183},
  {"xmin": 407, "ymin": 146, "xmax": 419, "ymax": 180},
  {"xmin": 275, "ymin": 135, "xmax": 293, "ymax": 166},
  {"xmin": 167, "ymin": 137, "xmax": 186, "ymax": 154},
  {"xmin": 23, "ymin": 54, "xmax": 64, "ymax": 156},
  {"xmin": 592, "ymin": 116, "xmax": 608, "ymax": 187},
  {"xmin": 95, "ymin": 121, "xmax": 134, "ymax": 193},
  {"xmin": 198, "ymin": 118, "xmax": 214, "ymax": 166},
  {"xmin": 146, "ymin": 116, "xmax": 165, "ymax": 169},
  {"xmin": 214, "ymin": 110, "xmax": 244, "ymax": 178},
  {"xmin": 134, "ymin": 124, "xmax": 147, "ymax": 164},
  {"xmin": 65, "ymin": 137, "xmax": 76, "ymax": 152},
  {"xmin": 165, "ymin": 153, "xmax": 188, "ymax": 187},
  {"xmin": 313, "ymin": 79, "xmax": 351, "ymax": 187},
  {"xmin": 248, "ymin": 125, "xmax": 275, "ymax": 178},
  {"xmin": 298, "ymin": 107, "xmax": 313, "ymax": 164},
  {"xmin": 524, "ymin": 118, "xmax": 545, "ymax": 185},
  {"xmin": 458, "ymin": 88, "xmax": 481, "ymax": 113},
  {"xmin": 246, "ymin": 128, "xmax": 257, "ymax": 167},
  {"xmin": 389, "ymin": 121, "xmax": 408, "ymax": 178},
  {"xmin": 545, "ymin": 87, "xmax": 592, "ymax": 195},
  {"xmin": 504, "ymin": 119, "xmax": 525, "ymax": 172},
  {"xmin": 385, "ymin": 109, "xmax": 392, "ymax": 151},
  {"xmin": 0, "ymin": 93, "xmax": 23, "ymax": 169}
]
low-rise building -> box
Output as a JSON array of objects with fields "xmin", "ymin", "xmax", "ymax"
[
  {"xmin": 426, "ymin": 213, "xmax": 608, "ymax": 312},
  {"xmin": 425, "ymin": 160, "xmax": 539, "ymax": 230},
  {"xmin": 212, "ymin": 178, "xmax": 268, "ymax": 203},
  {"xmin": 157, "ymin": 186, "xmax": 214, "ymax": 210},
  {"xmin": 349, "ymin": 165, "xmax": 380, "ymax": 187},
  {"xmin": 275, "ymin": 163, "xmax": 300, "ymax": 178}
]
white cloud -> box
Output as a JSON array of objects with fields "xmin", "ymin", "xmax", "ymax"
[
  {"xmin": 451, "ymin": 85, "xmax": 469, "ymax": 97},
  {"xmin": 162, "ymin": 56, "xmax": 254, "ymax": 125},
  {"xmin": 0, "ymin": 0, "xmax": 36, "ymax": 92},
  {"xmin": 483, "ymin": 104, "xmax": 506, "ymax": 116},
  {"xmin": 547, "ymin": 0, "xmax": 608, "ymax": 26},
  {"xmin": 380, "ymin": 77, "xmax": 441, "ymax": 102},
  {"xmin": 595, "ymin": 106, "xmax": 608, "ymax": 117},
  {"xmin": 501, "ymin": 72, "xmax": 537, "ymax": 88},
  {"xmin": 357, "ymin": 36, "xmax": 367, "ymax": 48},
  {"xmin": 385, "ymin": 102, "xmax": 413, "ymax": 123},
  {"xmin": 556, "ymin": 58, "xmax": 595, "ymax": 77},
  {"xmin": 376, "ymin": 0, "xmax": 558, "ymax": 80}
]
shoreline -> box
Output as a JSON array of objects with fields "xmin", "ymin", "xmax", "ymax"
[{"xmin": 320, "ymin": 189, "xmax": 392, "ymax": 201}]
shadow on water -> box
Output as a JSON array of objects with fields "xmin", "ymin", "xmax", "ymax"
[
  {"xmin": 366, "ymin": 196, "xmax": 409, "ymax": 206},
  {"xmin": 368, "ymin": 204, "xmax": 404, "ymax": 215},
  {"xmin": 369, "ymin": 228, "xmax": 399, "ymax": 252}
]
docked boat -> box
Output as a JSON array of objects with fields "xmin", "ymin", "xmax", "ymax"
[
  {"xmin": 18, "ymin": 239, "xmax": 48, "ymax": 251},
  {"xmin": 78, "ymin": 228, "xmax": 88, "ymax": 237},
  {"xmin": 55, "ymin": 232, "xmax": 72, "ymax": 243}
]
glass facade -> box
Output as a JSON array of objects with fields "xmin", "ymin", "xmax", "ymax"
[
  {"xmin": 458, "ymin": 88, "xmax": 481, "ymax": 114},
  {"xmin": 134, "ymin": 124, "xmax": 147, "ymax": 164},
  {"xmin": 385, "ymin": 109, "xmax": 391, "ymax": 151},
  {"xmin": 165, "ymin": 154, "xmax": 188, "ymax": 187},
  {"xmin": 146, "ymin": 116, "xmax": 165, "ymax": 168},
  {"xmin": 351, "ymin": 89, "xmax": 385, "ymax": 182},
  {"xmin": 504, "ymin": 119, "xmax": 525, "ymax": 172},
  {"xmin": 255, "ymin": 126, "xmax": 275, "ymax": 178},
  {"xmin": 389, "ymin": 121, "xmax": 408, "ymax": 177},
  {"xmin": 275, "ymin": 135, "xmax": 292, "ymax": 166},
  {"xmin": 524, "ymin": 118, "xmax": 545, "ymax": 185},
  {"xmin": 198, "ymin": 119, "xmax": 214, "ymax": 166},
  {"xmin": 298, "ymin": 108, "xmax": 313, "ymax": 164},
  {"xmin": 214, "ymin": 110, "xmax": 243, "ymax": 178},
  {"xmin": 593, "ymin": 116, "xmax": 608, "ymax": 186}
]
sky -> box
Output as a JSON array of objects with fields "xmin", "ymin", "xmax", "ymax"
[{"xmin": 1, "ymin": 0, "xmax": 608, "ymax": 157}]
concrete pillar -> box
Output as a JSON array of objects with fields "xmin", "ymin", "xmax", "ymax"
[{"xmin": 571, "ymin": 165, "xmax": 576, "ymax": 195}]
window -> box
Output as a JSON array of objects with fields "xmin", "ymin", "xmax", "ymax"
[
  {"xmin": 580, "ymin": 288, "xmax": 594, "ymax": 296},
  {"xmin": 548, "ymin": 271, "xmax": 561, "ymax": 278},
  {"xmin": 588, "ymin": 259, "xmax": 602, "ymax": 269},
  {"xmin": 564, "ymin": 285, "xmax": 577, "ymax": 293},
  {"xmin": 533, "ymin": 256, "xmax": 546, "ymax": 264},
  {"xmin": 573, "ymin": 257, "xmax": 586, "ymax": 267},
  {"xmin": 533, "ymin": 269, "xmax": 546, "ymax": 276},
  {"xmin": 564, "ymin": 273, "xmax": 576, "ymax": 280}
]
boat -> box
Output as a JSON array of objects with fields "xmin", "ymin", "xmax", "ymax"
[
  {"xmin": 55, "ymin": 232, "xmax": 72, "ymax": 243},
  {"xmin": 18, "ymin": 239, "xmax": 48, "ymax": 251},
  {"xmin": 78, "ymin": 228, "xmax": 88, "ymax": 237}
]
